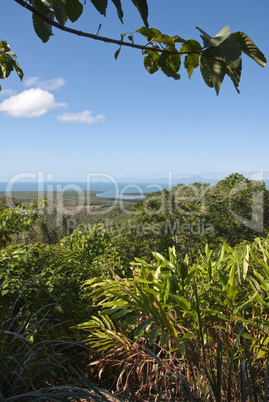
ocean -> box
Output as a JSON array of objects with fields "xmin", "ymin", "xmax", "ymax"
[
  {"xmin": 1, "ymin": 177, "xmax": 267, "ymax": 199},
  {"xmin": 0, "ymin": 181, "xmax": 172, "ymax": 199}
]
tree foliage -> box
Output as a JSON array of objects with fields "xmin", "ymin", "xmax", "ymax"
[
  {"xmin": 1, "ymin": 0, "xmax": 267, "ymax": 94},
  {"xmin": 0, "ymin": 40, "xmax": 23, "ymax": 90},
  {"xmin": 1, "ymin": 177, "xmax": 269, "ymax": 399},
  {"xmin": 114, "ymin": 174, "xmax": 269, "ymax": 262}
]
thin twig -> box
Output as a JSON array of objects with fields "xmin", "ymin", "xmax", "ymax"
[{"xmin": 13, "ymin": 0, "xmax": 202, "ymax": 56}]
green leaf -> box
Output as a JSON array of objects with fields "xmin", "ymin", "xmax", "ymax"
[
  {"xmin": 0, "ymin": 55, "xmax": 13, "ymax": 79},
  {"xmin": 181, "ymin": 39, "xmax": 202, "ymax": 54},
  {"xmin": 90, "ymin": 0, "xmax": 108, "ymax": 16},
  {"xmin": 173, "ymin": 35, "xmax": 185, "ymax": 43},
  {"xmin": 114, "ymin": 47, "xmax": 121, "ymax": 60},
  {"xmin": 138, "ymin": 27, "xmax": 161, "ymax": 41},
  {"xmin": 228, "ymin": 262, "xmax": 236, "ymax": 287},
  {"xmin": 154, "ymin": 34, "xmax": 176, "ymax": 49},
  {"xmin": 143, "ymin": 50, "xmax": 159, "ymax": 74},
  {"xmin": 52, "ymin": 0, "xmax": 68, "ymax": 25},
  {"xmin": 181, "ymin": 40, "xmax": 201, "ymax": 78},
  {"xmin": 111, "ymin": 308, "xmax": 132, "ymax": 320},
  {"xmin": 242, "ymin": 245, "xmax": 249, "ymax": 280},
  {"xmin": 200, "ymin": 55, "xmax": 213, "ymax": 88},
  {"xmin": 111, "ymin": 0, "xmax": 124, "ymax": 23},
  {"xmin": 149, "ymin": 325, "xmax": 161, "ymax": 345},
  {"xmin": 32, "ymin": 14, "xmax": 53, "ymax": 43},
  {"xmin": 179, "ymin": 262, "xmax": 188, "ymax": 282},
  {"xmin": 197, "ymin": 25, "xmax": 230, "ymax": 48},
  {"xmin": 225, "ymin": 58, "xmax": 241, "ymax": 94},
  {"xmin": 226, "ymin": 284, "xmax": 239, "ymax": 302},
  {"xmin": 0, "ymin": 41, "xmax": 23, "ymax": 80},
  {"xmin": 212, "ymin": 36, "xmax": 242, "ymax": 69},
  {"xmin": 134, "ymin": 318, "xmax": 152, "ymax": 338},
  {"xmin": 131, "ymin": 0, "xmax": 149, "ymax": 28},
  {"xmin": 201, "ymin": 48, "xmax": 226, "ymax": 95},
  {"xmin": 230, "ymin": 31, "xmax": 267, "ymax": 67},
  {"xmin": 1, "ymin": 289, "xmax": 9, "ymax": 296},
  {"xmin": 66, "ymin": 0, "xmax": 83, "ymax": 23},
  {"xmin": 158, "ymin": 52, "xmax": 181, "ymax": 80}
]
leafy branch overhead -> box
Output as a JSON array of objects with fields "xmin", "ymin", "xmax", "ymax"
[
  {"xmin": 5, "ymin": 0, "xmax": 268, "ymax": 94},
  {"xmin": 0, "ymin": 41, "xmax": 23, "ymax": 91}
]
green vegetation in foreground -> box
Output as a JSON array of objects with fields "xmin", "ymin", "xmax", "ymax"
[{"xmin": 0, "ymin": 174, "xmax": 269, "ymax": 400}]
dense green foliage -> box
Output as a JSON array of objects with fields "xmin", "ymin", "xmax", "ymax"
[
  {"xmin": 80, "ymin": 238, "xmax": 269, "ymax": 400},
  {"xmin": 1, "ymin": 175, "xmax": 269, "ymax": 400},
  {"xmin": 114, "ymin": 174, "xmax": 269, "ymax": 263}
]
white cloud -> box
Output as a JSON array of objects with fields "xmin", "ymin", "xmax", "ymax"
[
  {"xmin": 0, "ymin": 88, "xmax": 67, "ymax": 118},
  {"xmin": 57, "ymin": 110, "xmax": 106, "ymax": 124},
  {"xmin": 24, "ymin": 76, "xmax": 66, "ymax": 91}
]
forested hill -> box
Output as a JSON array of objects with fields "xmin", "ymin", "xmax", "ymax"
[{"xmin": 1, "ymin": 173, "xmax": 269, "ymax": 400}]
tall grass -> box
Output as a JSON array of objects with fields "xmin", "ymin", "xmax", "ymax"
[{"xmin": 0, "ymin": 294, "xmax": 119, "ymax": 401}]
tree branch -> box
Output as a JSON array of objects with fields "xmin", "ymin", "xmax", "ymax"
[{"xmin": 14, "ymin": 0, "xmax": 201, "ymax": 55}]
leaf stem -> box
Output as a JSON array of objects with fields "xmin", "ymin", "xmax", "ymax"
[{"xmin": 14, "ymin": 0, "xmax": 202, "ymax": 56}]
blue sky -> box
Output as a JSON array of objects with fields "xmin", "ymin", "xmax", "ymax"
[{"xmin": 0, "ymin": 0, "xmax": 268, "ymax": 183}]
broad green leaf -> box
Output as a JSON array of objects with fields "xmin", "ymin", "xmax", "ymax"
[
  {"xmin": 226, "ymin": 58, "xmax": 241, "ymax": 94},
  {"xmin": 181, "ymin": 39, "xmax": 202, "ymax": 54},
  {"xmin": 173, "ymin": 35, "xmax": 185, "ymax": 43},
  {"xmin": 170, "ymin": 294, "xmax": 192, "ymax": 311},
  {"xmin": 90, "ymin": 0, "xmax": 108, "ymax": 16},
  {"xmin": 154, "ymin": 34, "xmax": 176, "ymax": 49},
  {"xmin": 200, "ymin": 55, "xmax": 213, "ymax": 88},
  {"xmin": 66, "ymin": 0, "xmax": 83, "ymax": 23},
  {"xmin": 1, "ymin": 289, "xmax": 9, "ymax": 296},
  {"xmin": 158, "ymin": 52, "xmax": 181, "ymax": 80},
  {"xmin": 152, "ymin": 251, "xmax": 170, "ymax": 264},
  {"xmin": 0, "ymin": 55, "xmax": 13, "ymax": 79},
  {"xmin": 111, "ymin": 0, "xmax": 124, "ymax": 23},
  {"xmin": 32, "ymin": 0, "xmax": 52, "ymax": 14},
  {"xmin": 184, "ymin": 54, "xmax": 200, "ymax": 78},
  {"xmin": 138, "ymin": 27, "xmax": 162, "ymax": 41},
  {"xmin": 197, "ymin": 25, "xmax": 230, "ymax": 48},
  {"xmin": 180, "ymin": 40, "xmax": 201, "ymax": 78},
  {"xmin": 226, "ymin": 284, "xmax": 239, "ymax": 302},
  {"xmin": 257, "ymin": 349, "xmax": 267, "ymax": 359},
  {"xmin": 201, "ymin": 48, "xmax": 226, "ymax": 95},
  {"xmin": 52, "ymin": 0, "xmax": 68, "ymax": 25},
  {"xmin": 212, "ymin": 36, "xmax": 242, "ymax": 69},
  {"xmin": 32, "ymin": 14, "xmax": 53, "ymax": 43},
  {"xmin": 144, "ymin": 51, "xmax": 159, "ymax": 74},
  {"xmin": 131, "ymin": 0, "xmax": 149, "ymax": 28},
  {"xmin": 231, "ymin": 31, "xmax": 267, "ymax": 67}
]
